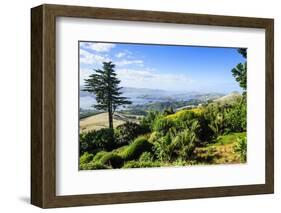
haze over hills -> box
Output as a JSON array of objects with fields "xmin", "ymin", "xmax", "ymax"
[
  {"xmin": 213, "ymin": 91, "xmax": 242, "ymax": 104},
  {"xmin": 80, "ymin": 86, "xmax": 226, "ymax": 110},
  {"xmin": 79, "ymin": 91, "xmax": 244, "ymax": 132}
]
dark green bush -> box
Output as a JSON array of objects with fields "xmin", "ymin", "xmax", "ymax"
[
  {"xmin": 115, "ymin": 122, "xmax": 149, "ymax": 146},
  {"xmin": 163, "ymin": 107, "xmax": 174, "ymax": 116},
  {"xmin": 92, "ymin": 128, "xmax": 116, "ymax": 151},
  {"xmin": 79, "ymin": 128, "xmax": 116, "ymax": 155},
  {"xmin": 99, "ymin": 152, "xmax": 124, "ymax": 168},
  {"xmin": 197, "ymin": 115, "xmax": 214, "ymax": 142},
  {"xmin": 120, "ymin": 137, "xmax": 153, "ymax": 161},
  {"xmin": 79, "ymin": 132, "xmax": 98, "ymax": 155}
]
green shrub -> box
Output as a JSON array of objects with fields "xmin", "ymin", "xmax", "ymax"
[
  {"xmin": 177, "ymin": 110, "xmax": 196, "ymax": 122},
  {"xmin": 148, "ymin": 131, "xmax": 162, "ymax": 144},
  {"xmin": 92, "ymin": 128, "xmax": 116, "ymax": 150},
  {"xmin": 172, "ymin": 159, "xmax": 189, "ymax": 166},
  {"xmin": 139, "ymin": 152, "xmax": 154, "ymax": 162},
  {"xmin": 79, "ymin": 152, "xmax": 94, "ymax": 164},
  {"xmin": 153, "ymin": 133, "xmax": 175, "ymax": 162},
  {"xmin": 140, "ymin": 110, "xmax": 160, "ymax": 131},
  {"xmin": 93, "ymin": 151, "xmax": 108, "ymax": 162},
  {"xmin": 79, "ymin": 132, "xmax": 98, "ymax": 155},
  {"xmin": 225, "ymin": 102, "xmax": 247, "ymax": 132},
  {"xmin": 153, "ymin": 120, "xmax": 200, "ymax": 162},
  {"xmin": 153, "ymin": 118, "xmax": 174, "ymax": 134},
  {"xmin": 123, "ymin": 160, "xmax": 161, "ymax": 168},
  {"xmin": 80, "ymin": 162, "xmax": 110, "ymax": 170},
  {"xmin": 115, "ymin": 122, "xmax": 149, "ymax": 146},
  {"xmin": 79, "ymin": 128, "xmax": 116, "ymax": 155},
  {"xmin": 173, "ymin": 127, "xmax": 198, "ymax": 160},
  {"xmin": 120, "ymin": 137, "xmax": 153, "ymax": 161},
  {"xmin": 201, "ymin": 101, "xmax": 247, "ymax": 138},
  {"xmin": 111, "ymin": 145, "xmax": 129, "ymax": 155},
  {"xmin": 99, "ymin": 152, "xmax": 124, "ymax": 168},
  {"xmin": 235, "ymin": 136, "xmax": 247, "ymax": 163}
]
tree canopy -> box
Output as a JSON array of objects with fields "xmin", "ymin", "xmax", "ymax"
[{"xmin": 231, "ymin": 48, "xmax": 247, "ymax": 91}]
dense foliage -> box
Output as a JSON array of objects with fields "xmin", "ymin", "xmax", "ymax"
[
  {"xmin": 79, "ymin": 128, "xmax": 116, "ymax": 155},
  {"xmin": 115, "ymin": 122, "xmax": 149, "ymax": 146},
  {"xmin": 79, "ymin": 98, "xmax": 247, "ymax": 169}
]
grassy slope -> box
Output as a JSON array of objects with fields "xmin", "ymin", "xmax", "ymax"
[
  {"xmin": 80, "ymin": 112, "xmax": 124, "ymax": 132},
  {"xmin": 194, "ymin": 132, "xmax": 246, "ymax": 164},
  {"xmin": 80, "ymin": 112, "xmax": 139, "ymax": 132}
]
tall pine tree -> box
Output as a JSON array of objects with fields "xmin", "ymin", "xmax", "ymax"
[{"xmin": 83, "ymin": 61, "xmax": 132, "ymax": 129}]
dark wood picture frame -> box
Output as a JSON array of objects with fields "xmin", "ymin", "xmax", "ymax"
[{"xmin": 31, "ymin": 4, "xmax": 274, "ymax": 208}]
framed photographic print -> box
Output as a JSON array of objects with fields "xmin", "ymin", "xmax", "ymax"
[{"xmin": 31, "ymin": 4, "xmax": 274, "ymax": 208}]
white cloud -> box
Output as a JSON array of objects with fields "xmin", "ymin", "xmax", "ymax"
[
  {"xmin": 116, "ymin": 68, "xmax": 193, "ymax": 90},
  {"xmin": 80, "ymin": 49, "xmax": 110, "ymax": 65},
  {"xmin": 115, "ymin": 59, "xmax": 143, "ymax": 66},
  {"xmin": 115, "ymin": 52, "xmax": 126, "ymax": 58},
  {"xmin": 80, "ymin": 66, "xmax": 194, "ymax": 91},
  {"xmin": 80, "ymin": 68, "xmax": 93, "ymax": 85},
  {"xmin": 80, "ymin": 42, "xmax": 116, "ymax": 52}
]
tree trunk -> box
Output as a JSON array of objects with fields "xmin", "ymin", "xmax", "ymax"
[{"xmin": 108, "ymin": 106, "xmax": 113, "ymax": 129}]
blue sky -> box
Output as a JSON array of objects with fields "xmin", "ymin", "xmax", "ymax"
[{"xmin": 79, "ymin": 42, "xmax": 246, "ymax": 93}]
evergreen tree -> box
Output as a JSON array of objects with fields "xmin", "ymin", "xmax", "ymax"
[
  {"xmin": 83, "ymin": 61, "xmax": 132, "ymax": 129},
  {"xmin": 231, "ymin": 48, "xmax": 247, "ymax": 91},
  {"xmin": 238, "ymin": 48, "xmax": 247, "ymax": 58}
]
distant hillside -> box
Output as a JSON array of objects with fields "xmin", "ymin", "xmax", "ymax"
[
  {"xmin": 80, "ymin": 86, "xmax": 225, "ymax": 110},
  {"xmin": 213, "ymin": 91, "xmax": 242, "ymax": 105}
]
